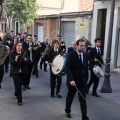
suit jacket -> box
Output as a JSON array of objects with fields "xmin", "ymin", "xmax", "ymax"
[
  {"xmin": 67, "ymin": 47, "xmax": 75, "ymax": 55},
  {"xmin": 20, "ymin": 38, "xmax": 25, "ymax": 43},
  {"xmin": 89, "ymin": 47, "xmax": 103, "ymax": 68},
  {"xmin": 22, "ymin": 41, "xmax": 30, "ymax": 59},
  {"xmin": 9, "ymin": 51, "xmax": 29, "ymax": 75},
  {"xmin": 48, "ymin": 48, "xmax": 61, "ymax": 63},
  {"xmin": 66, "ymin": 51, "xmax": 88, "ymax": 87}
]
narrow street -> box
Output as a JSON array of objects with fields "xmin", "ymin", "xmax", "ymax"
[{"xmin": 0, "ymin": 67, "xmax": 120, "ymax": 120}]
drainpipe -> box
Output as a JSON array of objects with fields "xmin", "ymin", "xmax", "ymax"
[{"xmin": 58, "ymin": 14, "xmax": 61, "ymax": 35}]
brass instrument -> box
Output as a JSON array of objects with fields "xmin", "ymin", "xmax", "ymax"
[
  {"xmin": 0, "ymin": 32, "xmax": 10, "ymax": 65},
  {"xmin": 17, "ymin": 51, "xmax": 27, "ymax": 64},
  {"xmin": 32, "ymin": 41, "xmax": 42, "ymax": 50},
  {"xmin": 60, "ymin": 41, "xmax": 65, "ymax": 46},
  {"xmin": 41, "ymin": 44, "xmax": 50, "ymax": 59}
]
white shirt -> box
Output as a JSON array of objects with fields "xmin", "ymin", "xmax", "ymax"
[
  {"xmin": 96, "ymin": 47, "xmax": 101, "ymax": 53},
  {"xmin": 77, "ymin": 51, "xmax": 83, "ymax": 63}
]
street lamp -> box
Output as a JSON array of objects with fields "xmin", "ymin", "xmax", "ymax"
[{"xmin": 101, "ymin": 0, "xmax": 115, "ymax": 93}]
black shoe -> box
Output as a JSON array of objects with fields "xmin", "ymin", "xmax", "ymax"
[
  {"xmin": 56, "ymin": 93, "xmax": 62, "ymax": 98},
  {"xmin": 18, "ymin": 102, "xmax": 22, "ymax": 106},
  {"xmin": 23, "ymin": 86, "xmax": 27, "ymax": 90},
  {"xmin": 51, "ymin": 95, "xmax": 54, "ymax": 98},
  {"xmin": 92, "ymin": 93, "xmax": 100, "ymax": 97},
  {"xmin": 26, "ymin": 85, "xmax": 31, "ymax": 89},
  {"xmin": 66, "ymin": 113, "xmax": 71, "ymax": 118}
]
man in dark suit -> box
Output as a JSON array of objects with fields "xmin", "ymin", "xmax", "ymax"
[
  {"xmin": 67, "ymin": 41, "xmax": 76, "ymax": 55},
  {"xmin": 32, "ymin": 35, "xmax": 42, "ymax": 77},
  {"xmin": 22, "ymin": 34, "xmax": 33, "ymax": 90},
  {"xmin": 20, "ymin": 32, "xmax": 27, "ymax": 43},
  {"xmin": 65, "ymin": 39, "xmax": 89, "ymax": 120},
  {"xmin": 87, "ymin": 38, "xmax": 103, "ymax": 97},
  {"xmin": 40, "ymin": 37, "xmax": 49, "ymax": 72}
]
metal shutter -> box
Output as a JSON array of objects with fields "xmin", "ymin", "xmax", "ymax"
[{"xmin": 62, "ymin": 21, "xmax": 75, "ymax": 51}]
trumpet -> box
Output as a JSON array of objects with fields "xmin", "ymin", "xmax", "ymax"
[{"xmin": 31, "ymin": 41, "xmax": 42, "ymax": 50}]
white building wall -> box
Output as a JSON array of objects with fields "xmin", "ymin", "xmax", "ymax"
[
  {"xmin": 91, "ymin": 1, "xmax": 111, "ymax": 66},
  {"xmin": 111, "ymin": 1, "xmax": 120, "ymax": 68}
]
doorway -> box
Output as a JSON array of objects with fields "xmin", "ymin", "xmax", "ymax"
[
  {"xmin": 96, "ymin": 9, "xmax": 107, "ymax": 53},
  {"xmin": 38, "ymin": 23, "xmax": 44, "ymax": 42}
]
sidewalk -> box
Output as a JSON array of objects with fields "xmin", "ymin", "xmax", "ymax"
[{"xmin": 89, "ymin": 70, "xmax": 120, "ymax": 105}]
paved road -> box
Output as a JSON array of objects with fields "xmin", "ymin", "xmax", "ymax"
[{"xmin": 0, "ymin": 68, "xmax": 120, "ymax": 120}]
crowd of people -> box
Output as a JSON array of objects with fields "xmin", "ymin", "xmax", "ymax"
[{"xmin": 0, "ymin": 31, "xmax": 104, "ymax": 120}]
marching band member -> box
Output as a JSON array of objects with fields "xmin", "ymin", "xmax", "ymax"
[
  {"xmin": 57, "ymin": 35, "xmax": 66, "ymax": 53},
  {"xmin": 40, "ymin": 37, "xmax": 49, "ymax": 72},
  {"xmin": 65, "ymin": 39, "xmax": 89, "ymax": 120},
  {"xmin": 22, "ymin": 34, "xmax": 33, "ymax": 90},
  {"xmin": 48, "ymin": 40, "xmax": 62, "ymax": 98},
  {"xmin": 9, "ymin": 41, "xmax": 29, "ymax": 106},
  {"xmin": 87, "ymin": 38, "xmax": 103, "ymax": 97},
  {"xmin": 67, "ymin": 41, "xmax": 76, "ymax": 55},
  {"xmin": 32, "ymin": 35, "xmax": 42, "ymax": 78}
]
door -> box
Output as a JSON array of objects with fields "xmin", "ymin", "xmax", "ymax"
[
  {"xmin": 38, "ymin": 23, "xmax": 44, "ymax": 42},
  {"xmin": 61, "ymin": 21, "xmax": 75, "ymax": 51}
]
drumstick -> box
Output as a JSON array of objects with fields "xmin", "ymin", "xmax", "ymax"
[
  {"xmin": 94, "ymin": 57, "xmax": 110, "ymax": 66},
  {"xmin": 75, "ymin": 86, "xmax": 86, "ymax": 101}
]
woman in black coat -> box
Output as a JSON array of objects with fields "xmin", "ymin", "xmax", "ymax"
[{"xmin": 9, "ymin": 41, "xmax": 29, "ymax": 106}]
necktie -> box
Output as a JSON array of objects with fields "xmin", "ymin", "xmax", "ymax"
[
  {"xmin": 98, "ymin": 48, "xmax": 101, "ymax": 55},
  {"xmin": 79, "ymin": 53, "xmax": 82, "ymax": 64},
  {"xmin": 54, "ymin": 51, "xmax": 58, "ymax": 54}
]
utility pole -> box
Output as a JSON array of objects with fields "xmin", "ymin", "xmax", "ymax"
[{"xmin": 101, "ymin": 0, "xmax": 115, "ymax": 93}]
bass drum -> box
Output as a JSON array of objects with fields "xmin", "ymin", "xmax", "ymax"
[
  {"xmin": 51, "ymin": 54, "xmax": 66, "ymax": 76},
  {"xmin": 93, "ymin": 65, "xmax": 104, "ymax": 78}
]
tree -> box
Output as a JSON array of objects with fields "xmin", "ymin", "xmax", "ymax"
[
  {"xmin": 4, "ymin": 0, "xmax": 39, "ymax": 27},
  {"xmin": 0, "ymin": 0, "xmax": 3, "ymax": 17}
]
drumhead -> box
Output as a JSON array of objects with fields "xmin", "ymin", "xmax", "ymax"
[
  {"xmin": 93, "ymin": 65, "xmax": 104, "ymax": 78},
  {"xmin": 51, "ymin": 54, "xmax": 64, "ymax": 75}
]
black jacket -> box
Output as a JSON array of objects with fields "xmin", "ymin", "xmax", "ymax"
[
  {"xmin": 89, "ymin": 47, "xmax": 103, "ymax": 68},
  {"xmin": 67, "ymin": 47, "xmax": 75, "ymax": 55},
  {"xmin": 9, "ymin": 51, "xmax": 29, "ymax": 75},
  {"xmin": 48, "ymin": 48, "xmax": 61, "ymax": 63},
  {"xmin": 22, "ymin": 41, "xmax": 30, "ymax": 59},
  {"xmin": 66, "ymin": 51, "xmax": 88, "ymax": 87}
]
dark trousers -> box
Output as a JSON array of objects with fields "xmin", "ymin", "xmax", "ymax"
[
  {"xmin": 40, "ymin": 56, "xmax": 47, "ymax": 70},
  {"xmin": 24, "ymin": 62, "xmax": 33, "ymax": 86},
  {"xmin": 32, "ymin": 56, "xmax": 40, "ymax": 75},
  {"xmin": 50, "ymin": 71, "xmax": 62, "ymax": 95},
  {"xmin": 87, "ymin": 69, "xmax": 99, "ymax": 94},
  {"xmin": 12, "ymin": 73, "xmax": 24, "ymax": 103},
  {"xmin": 0, "ymin": 65, "xmax": 4, "ymax": 83},
  {"xmin": 4, "ymin": 56, "xmax": 9, "ymax": 71},
  {"xmin": 65, "ymin": 85, "xmax": 89, "ymax": 120}
]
